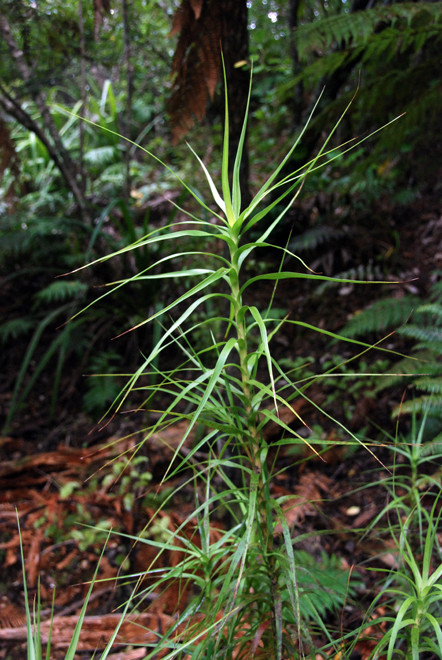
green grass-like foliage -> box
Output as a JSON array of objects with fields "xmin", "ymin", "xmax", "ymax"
[
  {"xmin": 17, "ymin": 512, "xmax": 134, "ymax": 660},
  {"xmin": 337, "ymin": 409, "xmax": 442, "ymax": 659},
  {"xmin": 366, "ymin": 496, "xmax": 442, "ymax": 659},
  {"xmin": 66, "ymin": 72, "xmax": 405, "ymax": 657}
]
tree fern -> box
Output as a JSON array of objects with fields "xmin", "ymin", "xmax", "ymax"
[
  {"xmin": 295, "ymin": 3, "xmax": 442, "ymax": 60},
  {"xmin": 288, "ymin": 1, "xmax": 442, "ymax": 199}
]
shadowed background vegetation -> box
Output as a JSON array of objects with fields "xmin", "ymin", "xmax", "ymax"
[{"xmin": 0, "ymin": 1, "xmax": 441, "ymax": 658}]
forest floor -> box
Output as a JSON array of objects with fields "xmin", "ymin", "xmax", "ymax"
[{"xmin": 0, "ymin": 194, "xmax": 441, "ymax": 659}]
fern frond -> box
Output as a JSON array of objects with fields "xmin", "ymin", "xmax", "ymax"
[
  {"xmin": 393, "ymin": 395, "xmax": 442, "ymax": 419},
  {"xmin": 0, "ymin": 318, "xmax": 34, "ymax": 343},
  {"xmin": 83, "ymin": 351, "xmax": 122, "ymax": 415},
  {"xmin": 315, "ymin": 263, "xmax": 385, "ymax": 296},
  {"xmin": 34, "ymin": 280, "xmax": 88, "ymax": 306},
  {"xmin": 375, "ymin": 357, "xmax": 423, "ymax": 392},
  {"xmin": 289, "ymin": 225, "xmax": 347, "ymax": 252},
  {"xmin": 295, "ymin": 3, "xmax": 442, "ymax": 58},
  {"xmin": 413, "ymin": 377, "xmax": 442, "ymax": 395},
  {"xmin": 369, "ymin": 80, "xmax": 441, "ymax": 150},
  {"xmin": 398, "ymin": 325, "xmax": 442, "ymax": 348},
  {"xmin": 416, "ymin": 303, "xmax": 442, "ymax": 319},
  {"xmin": 430, "ymin": 278, "xmax": 442, "ymax": 299},
  {"xmin": 413, "ymin": 361, "xmax": 442, "ymax": 377},
  {"xmin": 291, "ymin": 50, "xmax": 350, "ymax": 88},
  {"xmin": 0, "ymin": 214, "xmax": 84, "ymax": 265},
  {"xmin": 340, "ymin": 296, "xmax": 418, "ymax": 338},
  {"xmin": 379, "ymin": 294, "xmax": 442, "ymax": 418},
  {"xmin": 417, "ymin": 436, "xmax": 442, "ymax": 459},
  {"xmin": 83, "ymin": 145, "xmax": 118, "ymax": 166},
  {"xmin": 291, "ymin": 551, "xmax": 360, "ymax": 620}
]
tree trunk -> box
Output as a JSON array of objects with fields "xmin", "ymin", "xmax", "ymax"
[
  {"xmin": 77, "ymin": 0, "xmax": 87, "ymax": 201},
  {"xmin": 122, "ymin": 0, "xmax": 134, "ymax": 204},
  {"xmin": 0, "ymin": 13, "xmax": 92, "ymax": 224},
  {"xmin": 168, "ymin": 0, "xmax": 250, "ymax": 205},
  {"xmin": 289, "ymin": 0, "xmax": 304, "ymax": 121}
]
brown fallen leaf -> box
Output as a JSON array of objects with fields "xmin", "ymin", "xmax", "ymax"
[
  {"xmin": 0, "ymin": 612, "xmax": 177, "ymax": 650},
  {"xmin": 273, "ymin": 471, "xmax": 331, "ymax": 535}
]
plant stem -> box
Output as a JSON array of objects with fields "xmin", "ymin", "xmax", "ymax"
[{"xmin": 228, "ymin": 230, "xmax": 279, "ymax": 648}]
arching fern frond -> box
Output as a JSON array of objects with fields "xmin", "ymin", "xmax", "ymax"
[
  {"xmin": 34, "ymin": 280, "xmax": 89, "ymax": 307},
  {"xmin": 399, "ymin": 325, "xmax": 442, "ymax": 351},
  {"xmin": 289, "ymin": 225, "xmax": 347, "ymax": 253},
  {"xmin": 341, "ymin": 296, "xmax": 419, "ymax": 338},
  {"xmin": 417, "ymin": 303, "xmax": 442, "ymax": 319},
  {"xmin": 349, "ymin": 282, "xmax": 442, "ymax": 419},
  {"xmin": 0, "ymin": 318, "xmax": 34, "ymax": 343},
  {"xmin": 414, "ymin": 376, "xmax": 442, "ymax": 395},
  {"xmin": 393, "ymin": 394, "xmax": 442, "ymax": 419},
  {"xmin": 295, "ymin": 3, "xmax": 442, "ymax": 59}
]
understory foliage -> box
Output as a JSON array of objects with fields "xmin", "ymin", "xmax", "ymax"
[
  {"xmin": 1, "ymin": 0, "xmax": 440, "ymax": 431},
  {"xmin": 40, "ymin": 76, "xmax": 439, "ymax": 658},
  {"xmin": 342, "ymin": 277, "xmax": 442, "ymax": 424},
  {"xmin": 2, "ymin": 3, "xmax": 441, "ymax": 657},
  {"xmin": 296, "ymin": 2, "xmax": 442, "ymax": 61},
  {"xmin": 291, "ymin": 1, "xmax": 442, "ymax": 196},
  {"xmin": 0, "ymin": 84, "xmax": 179, "ymax": 429},
  {"xmin": 0, "ymin": 200, "xmax": 156, "ymax": 428}
]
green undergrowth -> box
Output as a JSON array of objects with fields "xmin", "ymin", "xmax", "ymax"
[
  {"xmin": 341, "ymin": 276, "xmax": 442, "ymax": 426},
  {"xmin": 0, "ymin": 84, "xmax": 186, "ymax": 431},
  {"xmin": 16, "ymin": 73, "xmax": 442, "ymax": 659}
]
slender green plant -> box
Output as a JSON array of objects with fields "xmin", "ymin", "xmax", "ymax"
[
  {"xmin": 17, "ymin": 512, "xmax": 134, "ymax": 660},
  {"xmin": 363, "ymin": 497, "xmax": 442, "ymax": 659},
  {"xmin": 329, "ymin": 408, "xmax": 442, "ymax": 659},
  {"xmin": 65, "ymin": 71, "xmax": 405, "ymax": 658}
]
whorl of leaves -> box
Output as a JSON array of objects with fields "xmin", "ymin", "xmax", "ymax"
[{"xmin": 167, "ymin": 0, "xmax": 222, "ymax": 143}]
